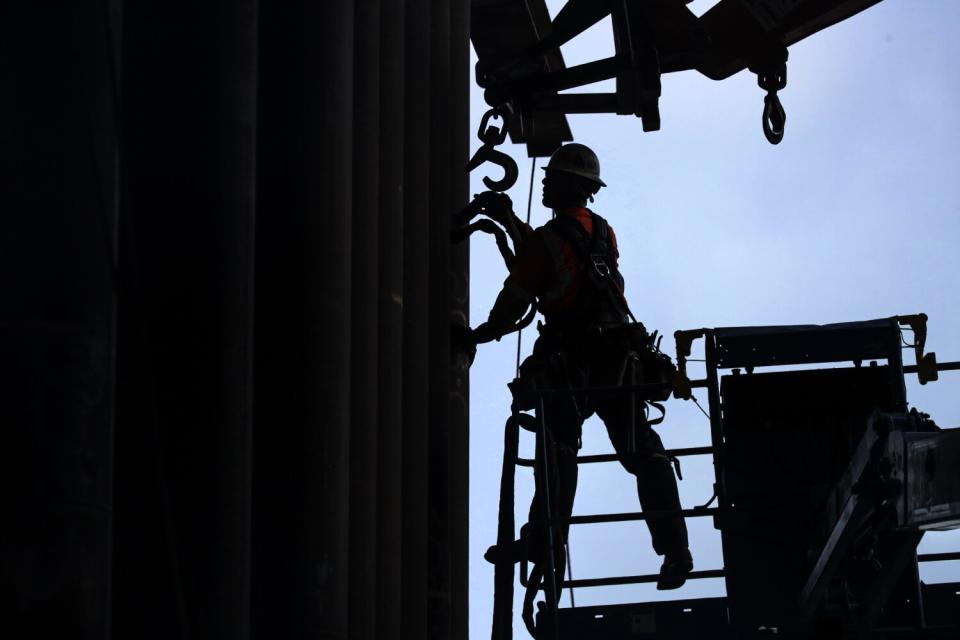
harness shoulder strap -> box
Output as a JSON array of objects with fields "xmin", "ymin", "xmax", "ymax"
[
  {"xmin": 544, "ymin": 212, "xmax": 635, "ymax": 322},
  {"xmin": 545, "ymin": 214, "xmax": 592, "ymax": 259},
  {"xmin": 589, "ymin": 214, "xmax": 610, "ymax": 256}
]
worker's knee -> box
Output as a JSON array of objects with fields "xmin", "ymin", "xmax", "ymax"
[{"xmin": 618, "ymin": 451, "xmax": 671, "ymax": 476}]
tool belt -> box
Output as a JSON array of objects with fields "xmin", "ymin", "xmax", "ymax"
[{"xmin": 509, "ymin": 321, "xmax": 677, "ymax": 412}]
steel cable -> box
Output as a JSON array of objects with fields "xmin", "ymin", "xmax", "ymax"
[{"xmin": 515, "ymin": 156, "xmax": 537, "ymax": 378}]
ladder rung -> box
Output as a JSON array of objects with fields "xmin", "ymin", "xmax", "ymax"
[
  {"xmin": 540, "ymin": 569, "xmax": 726, "ymax": 590},
  {"xmin": 516, "ymin": 446, "xmax": 714, "ymax": 468},
  {"xmin": 553, "ymin": 506, "xmax": 719, "ymax": 526},
  {"xmin": 917, "ymin": 551, "xmax": 960, "ymax": 562},
  {"xmin": 526, "ymin": 378, "xmax": 708, "ymax": 397}
]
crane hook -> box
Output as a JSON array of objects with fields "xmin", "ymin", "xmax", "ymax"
[
  {"xmin": 464, "ymin": 144, "xmax": 519, "ymax": 192},
  {"xmin": 763, "ymin": 92, "xmax": 786, "ymax": 145},
  {"xmin": 464, "ymin": 106, "xmax": 519, "ymax": 192},
  {"xmin": 751, "ymin": 48, "xmax": 788, "ymax": 145}
]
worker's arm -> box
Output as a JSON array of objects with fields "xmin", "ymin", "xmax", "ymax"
[
  {"xmin": 451, "ymin": 278, "xmax": 532, "ymax": 365},
  {"xmin": 476, "ymin": 191, "xmax": 534, "ymax": 244},
  {"xmin": 472, "ymin": 278, "xmax": 532, "ymax": 344},
  {"xmin": 451, "ymin": 230, "xmax": 546, "ymax": 365}
]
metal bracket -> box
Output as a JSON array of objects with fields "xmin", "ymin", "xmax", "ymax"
[
  {"xmin": 673, "ymin": 328, "xmax": 706, "ymax": 400},
  {"xmin": 896, "ymin": 313, "xmax": 938, "ymax": 384}
]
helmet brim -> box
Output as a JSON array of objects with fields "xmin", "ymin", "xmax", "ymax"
[{"xmin": 542, "ymin": 166, "xmax": 606, "ymax": 188}]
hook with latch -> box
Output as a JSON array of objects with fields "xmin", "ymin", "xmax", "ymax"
[
  {"xmin": 750, "ymin": 49, "xmax": 788, "ymax": 145},
  {"xmin": 464, "ymin": 106, "xmax": 519, "ymax": 192},
  {"xmin": 763, "ymin": 92, "xmax": 786, "ymax": 145}
]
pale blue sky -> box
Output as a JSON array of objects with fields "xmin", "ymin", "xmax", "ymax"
[{"xmin": 468, "ymin": 2, "xmax": 960, "ymax": 637}]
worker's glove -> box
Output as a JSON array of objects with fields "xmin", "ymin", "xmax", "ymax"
[
  {"xmin": 474, "ymin": 191, "xmax": 515, "ymax": 227},
  {"xmin": 450, "ymin": 323, "xmax": 478, "ymax": 366}
]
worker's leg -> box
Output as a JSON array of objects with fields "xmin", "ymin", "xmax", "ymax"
[
  {"xmin": 595, "ymin": 396, "xmax": 689, "ymax": 557},
  {"xmin": 597, "ymin": 394, "xmax": 692, "ymax": 589},
  {"xmin": 526, "ymin": 391, "xmax": 581, "ymax": 577},
  {"xmin": 523, "ymin": 350, "xmax": 585, "ymax": 605}
]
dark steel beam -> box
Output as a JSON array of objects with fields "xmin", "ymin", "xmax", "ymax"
[
  {"xmin": 904, "ymin": 360, "xmax": 960, "ymax": 374},
  {"xmin": 428, "ymin": 0, "xmax": 454, "ymax": 636},
  {"xmin": 403, "ymin": 0, "xmax": 432, "ymax": 636},
  {"xmin": 859, "ymin": 534, "xmax": 925, "ymax": 627},
  {"xmin": 529, "ymin": 93, "xmax": 620, "ymax": 114},
  {"xmin": 253, "ymin": 1, "xmax": 354, "ymax": 636},
  {"xmin": 449, "ymin": 0, "xmax": 471, "ymax": 636},
  {"xmin": 115, "ymin": 2, "xmax": 258, "ymax": 637},
  {"xmin": 918, "ymin": 552, "xmax": 960, "ymax": 562},
  {"xmin": 0, "ymin": 3, "xmax": 121, "ymax": 636},
  {"xmin": 376, "ymin": 0, "xmax": 406, "ymax": 636},
  {"xmin": 506, "ymin": 55, "xmax": 624, "ymax": 95},
  {"xmin": 797, "ymin": 417, "xmax": 887, "ymax": 619},
  {"xmin": 350, "ymin": 2, "xmax": 381, "ymax": 638}
]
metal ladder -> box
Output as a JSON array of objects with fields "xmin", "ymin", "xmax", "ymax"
[{"xmin": 491, "ymin": 317, "xmax": 960, "ymax": 640}]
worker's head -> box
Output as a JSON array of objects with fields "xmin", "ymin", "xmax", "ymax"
[{"xmin": 541, "ymin": 143, "xmax": 605, "ymax": 210}]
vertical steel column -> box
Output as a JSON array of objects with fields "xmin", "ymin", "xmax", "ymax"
[
  {"xmin": 0, "ymin": 3, "xmax": 120, "ymax": 637},
  {"xmin": 253, "ymin": 2, "xmax": 353, "ymax": 637},
  {"xmin": 428, "ymin": 0, "xmax": 453, "ymax": 637},
  {"xmin": 703, "ymin": 328, "xmax": 733, "ymax": 603},
  {"xmin": 376, "ymin": 0, "xmax": 406, "ymax": 636},
  {"xmin": 351, "ymin": 3, "xmax": 381, "ymax": 639},
  {"xmin": 403, "ymin": 0, "xmax": 431, "ymax": 636},
  {"xmin": 887, "ymin": 319, "xmax": 908, "ymax": 412},
  {"xmin": 704, "ymin": 332, "xmax": 727, "ymax": 510},
  {"xmin": 448, "ymin": 0, "xmax": 472, "ymax": 636},
  {"xmin": 114, "ymin": 3, "xmax": 258, "ymax": 638}
]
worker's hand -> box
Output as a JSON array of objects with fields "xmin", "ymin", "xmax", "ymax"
[
  {"xmin": 474, "ymin": 191, "xmax": 514, "ymax": 227},
  {"xmin": 450, "ymin": 323, "xmax": 477, "ymax": 366}
]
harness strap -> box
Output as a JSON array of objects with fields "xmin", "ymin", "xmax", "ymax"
[{"xmin": 545, "ymin": 212, "xmax": 635, "ymax": 322}]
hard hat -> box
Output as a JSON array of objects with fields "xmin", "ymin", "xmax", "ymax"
[{"xmin": 543, "ymin": 143, "xmax": 606, "ymax": 187}]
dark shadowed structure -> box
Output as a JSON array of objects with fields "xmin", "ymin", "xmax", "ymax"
[{"xmin": 0, "ymin": 2, "xmax": 470, "ymax": 638}]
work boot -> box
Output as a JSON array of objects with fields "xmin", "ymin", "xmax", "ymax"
[{"xmin": 656, "ymin": 548, "xmax": 693, "ymax": 590}]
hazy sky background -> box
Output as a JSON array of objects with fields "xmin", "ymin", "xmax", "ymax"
[{"xmin": 467, "ymin": 1, "xmax": 960, "ymax": 637}]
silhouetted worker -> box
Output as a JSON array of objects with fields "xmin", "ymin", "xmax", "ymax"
[{"xmin": 456, "ymin": 143, "xmax": 692, "ymax": 599}]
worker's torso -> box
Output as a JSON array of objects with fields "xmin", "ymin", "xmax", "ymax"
[{"xmin": 511, "ymin": 208, "xmax": 628, "ymax": 325}]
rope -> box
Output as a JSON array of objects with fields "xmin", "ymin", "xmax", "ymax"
[
  {"xmin": 515, "ymin": 156, "xmax": 537, "ymax": 378},
  {"xmin": 690, "ymin": 394, "xmax": 711, "ymax": 420}
]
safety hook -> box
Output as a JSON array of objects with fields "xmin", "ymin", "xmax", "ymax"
[
  {"xmin": 464, "ymin": 143, "xmax": 519, "ymax": 192},
  {"xmin": 762, "ymin": 92, "xmax": 786, "ymax": 145}
]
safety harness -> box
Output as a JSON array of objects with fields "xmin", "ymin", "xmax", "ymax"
[{"xmin": 542, "ymin": 211, "xmax": 635, "ymax": 326}]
